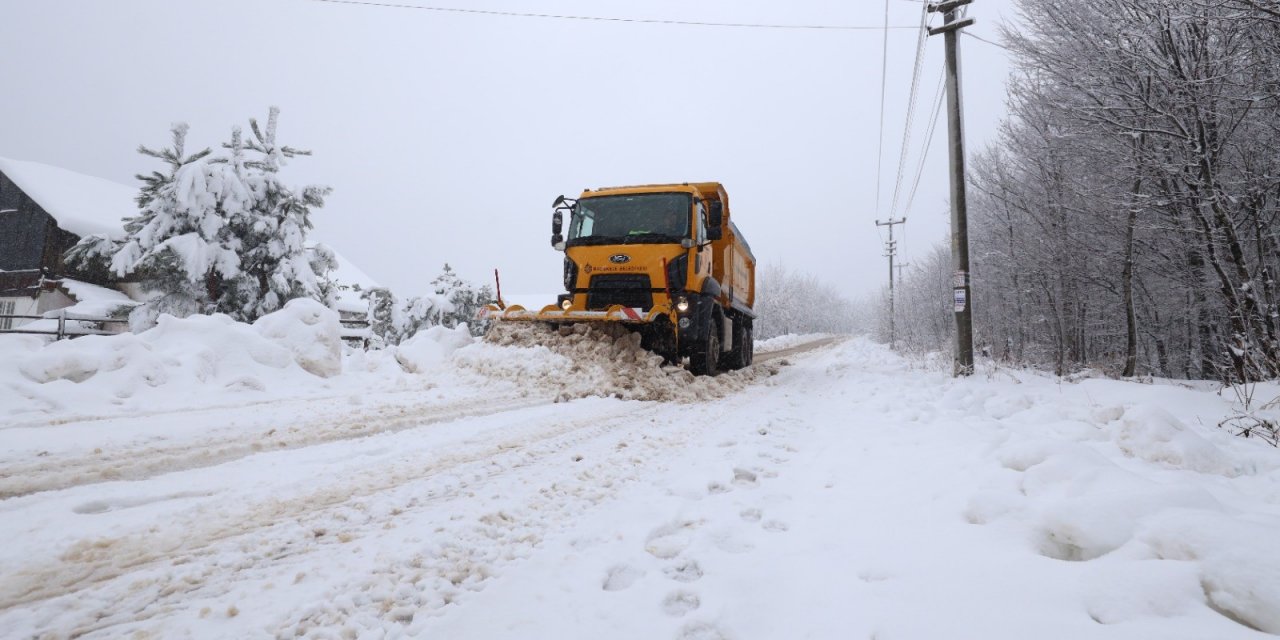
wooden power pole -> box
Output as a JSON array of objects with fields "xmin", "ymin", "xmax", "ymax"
[
  {"xmin": 876, "ymin": 216, "xmax": 906, "ymax": 350},
  {"xmin": 928, "ymin": 0, "xmax": 975, "ymax": 377}
]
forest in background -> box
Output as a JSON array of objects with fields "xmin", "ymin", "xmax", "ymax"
[{"xmin": 882, "ymin": 0, "xmax": 1280, "ymax": 384}]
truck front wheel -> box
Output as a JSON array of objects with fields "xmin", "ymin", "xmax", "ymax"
[{"xmin": 688, "ymin": 314, "xmax": 720, "ymax": 376}]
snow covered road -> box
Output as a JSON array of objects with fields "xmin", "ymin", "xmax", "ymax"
[{"xmin": 2, "ymin": 336, "xmax": 1278, "ymax": 639}]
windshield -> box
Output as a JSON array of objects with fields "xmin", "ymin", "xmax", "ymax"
[{"xmin": 566, "ymin": 193, "xmax": 691, "ymax": 246}]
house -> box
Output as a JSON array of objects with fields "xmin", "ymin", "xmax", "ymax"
[
  {"xmin": 310, "ymin": 243, "xmax": 380, "ymax": 343},
  {"xmin": 0, "ymin": 156, "xmax": 376, "ymax": 337},
  {"xmin": 0, "ymin": 156, "xmax": 138, "ymax": 330}
]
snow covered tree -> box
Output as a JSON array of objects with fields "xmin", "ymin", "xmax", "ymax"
[
  {"xmin": 216, "ymin": 108, "xmax": 333, "ymax": 321},
  {"xmin": 363, "ymin": 285, "xmax": 454, "ymax": 346},
  {"xmin": 430, "ymin": 263, "xmax": 494, "ymax": 335},
  {"xmin": 68, "ymin": 109, "xmax": 334, "ymax": 327},
  {"xmin": 366, "ymin": 286, "xmax": 398, "ymax": 346},
  {"xmin": 399, "ymin": 293, "xmax": 453, "ymax": 339},
  {"xmin": 308, "ymin": 242, "xmax": 340, "ymax": 310},
  {"xmin": 75, "ymin": 123, "xmax": 240, "ymax": 326},
  {"xmin": 878, "ymin": 0, "xmax": 1280, "ymax": 383},
  {"xmin": 755, "ymin": 263, "xmax": 860, "ymax": 339}
]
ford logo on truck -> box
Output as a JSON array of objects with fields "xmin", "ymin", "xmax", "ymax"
[{"xmin": 609, "ymin": 254, "xmax": 631, "ymax": 264}]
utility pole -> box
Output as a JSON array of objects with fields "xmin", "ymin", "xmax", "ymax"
[
  {"xmin": 895, "ymin": 262, "xmax": 911, "ymax": 281},
  {"xmin": 875, "ymin": 216, "xmax": 906, "ymax": 350},
  {"xmin": 928, "ymin": 0, "xmax": 975, "ymax": 377}
]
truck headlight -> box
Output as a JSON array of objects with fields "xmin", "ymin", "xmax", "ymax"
[
  {"xmin": 561, "ymin": 298, "xmax": 573, "ymax": 310},
  {"xmin": 675, "ymin": 296, "xmax": 690, "ymax": 313}
]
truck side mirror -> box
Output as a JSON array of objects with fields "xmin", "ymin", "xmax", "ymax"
[
  {"xmin": 551, "ymin": 210, "xmax": 564, "ymax": 248},
  {"xmin": 708, "ymin": 201, "xmax": 724, "ymax": 229},
  {"xmin": 706, "ymin": 200, "xmax": 723, "ymax": 241},
  {"xmin": 553, "ymin": 195, "xmax": 566, "ymax": 208}
]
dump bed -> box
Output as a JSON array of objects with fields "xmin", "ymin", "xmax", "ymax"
[{"xmin": 691, "ymin": 182, "xmax": 755, "ymax": 317}]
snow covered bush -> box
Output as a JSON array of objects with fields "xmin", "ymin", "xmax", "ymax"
[
  {"xmin": 365, "ymin": 264, "xmax": 494, "ymax": 346},
  {"xmin": 365, "ymin": 287, "xmax": 450, "ymax": 346},
  {"xmin": 430, "ymin": 263, "xmax": 494, "ymax": 336},
  {"xmin": 65, "ymin": 108, "xmax": 333, "ymax": 328}
]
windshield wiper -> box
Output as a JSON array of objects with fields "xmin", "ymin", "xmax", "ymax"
[{"xmin": 567, "ymin": 237, "xmax": 617, "ymax": 247}]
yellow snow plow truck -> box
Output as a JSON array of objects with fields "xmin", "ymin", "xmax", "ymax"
[{"xmin": 487, "ymin": 182, "xmax": 756, "ymax": 375}]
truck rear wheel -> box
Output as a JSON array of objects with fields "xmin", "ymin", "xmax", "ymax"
[{"xmin": 721, "ymin": 315, "xmax": 753, "ymax": 370}]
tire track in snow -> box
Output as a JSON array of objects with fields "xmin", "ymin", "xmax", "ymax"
[
  {"xmin": 0, "ymin": 335, "xmax": 838, "ymax": 637},
  {"xmin": 270, "ymin": 398, "xmax": 742, "ymax": 639},
  {"xmin": 754, "ymin": 336, "xmax": 845, "ymax": 363},
  {"xmin": 0, "ymin": 398, "xmax": 677, "ymax": 622},
  {"xmin": 0, "ymin": 335, "xmax": 837, "ymax": 501},
  {"xmin": 0, "ymin": 392, "xmax": 548, "ymax": 499}
]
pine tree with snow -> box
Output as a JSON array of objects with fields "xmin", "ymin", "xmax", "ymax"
[
  {"xmin": 398, "ymin": 293, "xmax": 452, "ymax": 342},
  {"xmin": 216, "ymin": 107, "xmax": 333, "ymax": 321},
  {"xmin": 366, "ymin": 286, "xmax": 399, "ymax": 346},
  {"xmin": 430, "ymin": 263, "xmax": 494, "ymax": 335},
  {"xmin": 92, "ymin": 123, "xmax": 241, "ymax": 326},
  {"xmin": 308, "ymin": 242, "xmax": 340, "ymax": 310}
]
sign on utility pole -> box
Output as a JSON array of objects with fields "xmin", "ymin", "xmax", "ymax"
[{"xmin": 928, "ymin": 0, "xmax": 975, "ymax": 377}]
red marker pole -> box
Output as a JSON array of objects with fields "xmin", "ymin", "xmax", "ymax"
[{"xmin": 494, "ymin": 268, "xmax": 505, "ymax": 309}]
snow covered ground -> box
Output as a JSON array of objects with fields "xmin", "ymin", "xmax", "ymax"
[{"xmin": 1, "ymin": 318, "xmax": 1278, "ymax": 639}]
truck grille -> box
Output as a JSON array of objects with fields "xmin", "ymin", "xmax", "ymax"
[{"xmin": 587, "ymin": 274, "xmax": 653, "ymax": 311}]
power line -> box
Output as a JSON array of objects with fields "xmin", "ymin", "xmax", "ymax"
[
  {"xmin": 901, "ymin": 70, "xmax": 946, "ymax": 218},
  {"xmin": 887, "ymin": 3, "xmax": 933, "ymax": 221},
  {"xmin": 873, "ymin": 0, "xmax": 892, "ymax": 220},
  {"xmin": 964, "ymin": 30, "xmax": 1007, "ymax": 49},
  {"xmin": 301, "ymin": 0, "xmax": 920, "ymax": 30}
]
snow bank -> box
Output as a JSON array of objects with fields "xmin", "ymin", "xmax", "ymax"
[
  {"xmin": 1110, "ymin": 405, "xmax": 1244, "ymax": 476},
  {"xmin": 394, "ymin": 324, "xmax": 474, "ymax": 373},
  {"xmin": 2, "ymin": 303, "xmax": 351, "ymax": 420},
  {"xmin": 3, "ymin": 307, "xmax": 787, "ymax": 423},
  {"xmin": 951, "ymin": 366, "xmax": 1280, "ymax": 635},
  {"xmin": 251, "ymin": 299, "xmax": 343, "ymax": 378},
  {"xmin": 7, "ymin": 314, "xmax": 291, "ymax": 417}
]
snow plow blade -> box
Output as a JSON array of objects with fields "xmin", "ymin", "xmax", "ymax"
[{"xmin": 481, "ymin": 303, "xmax": 672, "ymax": 325}]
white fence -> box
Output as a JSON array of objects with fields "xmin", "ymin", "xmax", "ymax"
[{"xmin": 0, "ymin": 309, "xmax": 129, "ymax": 340}]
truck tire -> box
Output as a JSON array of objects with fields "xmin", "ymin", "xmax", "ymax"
[
  {"xmin": 720, "ymin": 315, "xmax": 753, "ymax": 370},
  {"xmin": 689, "ymin": 314, "xmax": 720, "ymax": 376}
]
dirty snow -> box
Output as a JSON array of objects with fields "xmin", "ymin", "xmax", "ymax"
[{"xmin": 0, "ymin": 324, "xmax": 1278, "ymax": 639}]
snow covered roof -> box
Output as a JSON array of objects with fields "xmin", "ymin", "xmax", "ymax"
[
  {"xmin": 56, "ymin": 278, "xmax": 138, "ymax": 317},
  {"xmin": 0, "ymin": 156, "xmax": 135, "ymax": 240},
  {"xmin": 309, "ymin": 243, "xmax": 379, "ymax": 313}
]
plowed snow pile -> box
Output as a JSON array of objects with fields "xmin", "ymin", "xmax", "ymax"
[
  {"xmin": 475, "ymin": 323, "xmax": 780, "ymax": 403},
  {"xmin": 1, "ymin": 299, "xmax": 346, "ymax": 420},
  {"xmin": 1, "ymin": 307, "xmax": 797, "ymax": 424}
]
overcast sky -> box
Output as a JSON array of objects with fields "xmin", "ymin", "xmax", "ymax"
[{"xmin": 0, "ymin": 0, "xmax": 1016, "ymax": 299}]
